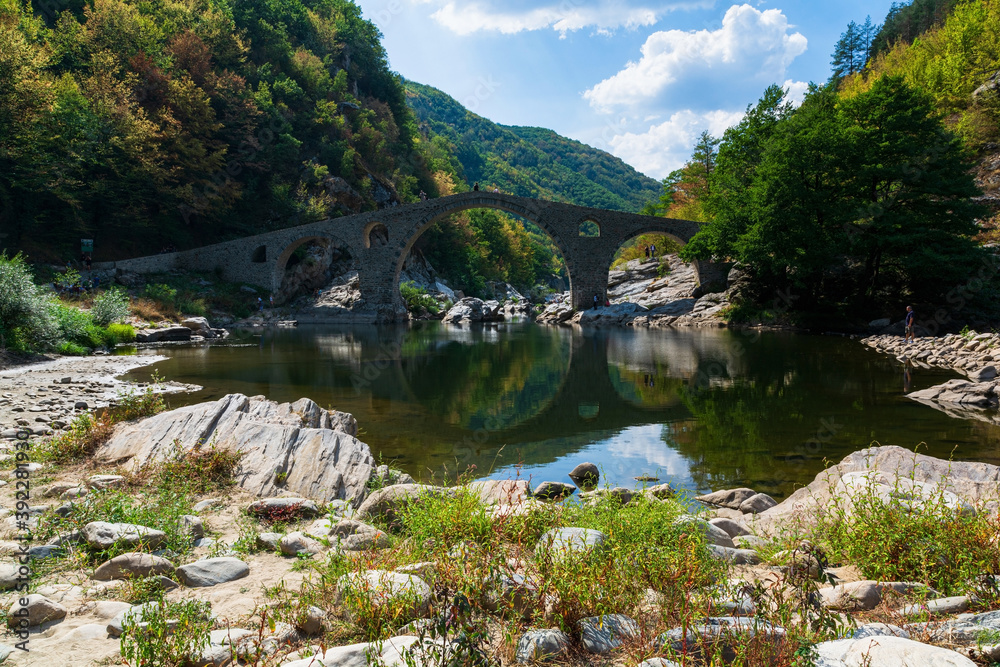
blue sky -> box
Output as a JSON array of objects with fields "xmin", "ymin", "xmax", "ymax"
[{"xmin": 354, "ymin": 0, "xmax": 898, "ymax": 180}]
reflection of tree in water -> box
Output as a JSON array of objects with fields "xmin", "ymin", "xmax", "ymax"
[
  {"xmin": 401, "ymin": 327, "xmax": 571, "ymax": 431},
  {"xmin": 607, "ymin": 363, "xmax": 683, "ymax": 407}
]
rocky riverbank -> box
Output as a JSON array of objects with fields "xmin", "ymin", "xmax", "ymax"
[
  {"xmin": 536, "ymin": 255, "xmax": 731, "ymax": 328},
  {"xmin": 7, "ymin": 388, "xmax": 1000, "ymax": 666},
  {"xmin": 862, "ymin": 331, "xmax": 1000, "ymax": 422},
  {"xmin": 0, "ymin": 354, "xmax": 198, "ymax": 440}
]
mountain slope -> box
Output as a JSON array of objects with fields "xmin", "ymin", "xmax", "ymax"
[{"xmin": 405, "ymin": 81, "xmax": 661, "ymax": 212}]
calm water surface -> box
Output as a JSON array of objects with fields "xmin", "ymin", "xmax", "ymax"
[{"xmin": 123, "ymin": 323, "xmax": 1000, "ymax": 499}]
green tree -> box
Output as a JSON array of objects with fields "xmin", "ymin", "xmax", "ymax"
[{"xmin": 681, "ymin": 84, "xmax": 794, "ymax": 262}]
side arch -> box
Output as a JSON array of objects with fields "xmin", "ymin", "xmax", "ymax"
[{"xmin": 272, "ymin": 233, "xmax": 358, "ymax": 292}]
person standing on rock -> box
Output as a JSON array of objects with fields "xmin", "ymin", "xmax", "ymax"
[{"xmin": 905, "ymin": 306, "xmax": 916, "ymax": 343}]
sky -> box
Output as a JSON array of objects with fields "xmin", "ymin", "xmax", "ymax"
[{"xmin": 353, "ymin": 0, "xmax": 900, "ymax": 181}]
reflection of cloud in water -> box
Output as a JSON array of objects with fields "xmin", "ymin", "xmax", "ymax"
[
  {"xmin": 487, "ymin": 423, "xmax": 705, "ymax": 494},
  {"xmin": 314, "ymin": 335, "xmax": 364, "ymax": 371},
  {"xmin": 606, "ymin": 329, "xmax": 746, "ymax": 379}
]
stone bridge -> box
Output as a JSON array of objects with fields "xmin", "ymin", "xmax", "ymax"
[{"xmin": 102, "ymin": 192, "xmax": 728, "ymax": 322}]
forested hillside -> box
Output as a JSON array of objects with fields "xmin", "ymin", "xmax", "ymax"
[
  {"xmin": 1, "ymin": 0, "xmax": 445, "ymax": 261},
  {"xmin": 404, "ymin": 81, "xmax": 661, "ymax": 212}
]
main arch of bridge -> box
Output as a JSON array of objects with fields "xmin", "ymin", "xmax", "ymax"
[{"xmin": 114, "ymin": 192, "xmax": 727, "ymax": 322}]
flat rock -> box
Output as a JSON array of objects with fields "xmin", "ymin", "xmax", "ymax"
[
  {"xmin": 247, "ymin": 497, "xmax": 322, "ymax": 519},
  {"xmin": 7, "ymin": 594, "xmax": 67, "ymax": 627},
  {"xmin": 844, "ymin": 636, "xmax": 976, "ymax": 666},
  {"xmin": 708, "ymin": 517, "xmax": 750, "ymax": 539},
  {"xmin": 853, "ymin": 623, "xmax": 909, "ymax": 640},
  {"xmin": 356, "ymin": 484, "xmax": 451, "ymax": 524},
  {"xmin": 93, "ymin": 552, "xmax": 175, "ymax": 581},
  {"xmin": 515, "ymin": 628, "xmax": 571, "ymax": 663},
  {"xmin": 674, "ymin": 515, "xmax": 735, "ymax": 548},
  {"xmin": 695, "ymin": 487, "xmax": 757, "ymax": 509},
  {"xmin": 820, "ymin": 581, "xmax": 882, "ymax": 611},
  {"xmin": 0, "ymin": 564, "xmax": 20, "ymax": 591},
  {"xmin": 82, "ymin": 521, "xmax": 167, "ymax": 551},
  {"xmin": 87, "ymin": 474, "xmax": 125, "ymax": 490},
  {"xmin": 107, "ymin": 602, "xmax": 159, "ymax": 638},
  {"xmin": 280, "ymin": 532, "xmax": 324, "ymax": 556},
  {"xmin": 898, "ymin": 595, "xmax": 970, "ymax": 616},
  {"xmin": 94, "ymin": 393, "xmax": 370, "ymax": 503},
  {"xmin": 753, "ymin": 446, "xmax": 994, "ymax": 536},
  {"xmin": 578, "ymin": 614, "xmax": 640, "ymax": 654},
  {"xmin": 708, "ymin": 545, "xmax": 760, "ymax": 564},
  {"xmin": 336, "ymin": 571, "xmax": 432, "ymax": 624},
  {"xmin": 175, "ymin": 557, "xmax": 249, "ymax": 587},
  {"xmin": 467, "ymin": 479, "xmax": 530, "ymax": 505},
  {"xmin": 537, "ymin": 528, "xmax": 606, "ymax": 558}
]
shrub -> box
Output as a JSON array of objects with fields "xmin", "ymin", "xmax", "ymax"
[
  {"xmin": 106, "ymin": 323, "xmax": 136, "ymax": 344},
  {"xmin": 176, "ymin": 297, "xmax": 207, "ymax": 316},
  {"xmin": 400, "ymin": 281, "xmax": 440, "ymax": 315},
  {"xmin": 56, "ymin": 341, "xmax": 89, "ymax": 356},
  {"xmin": 0, "ymin": 252, "xmax": 58, "ymax": 351},
  {"xmin": 143, "ymin": 283, "xmax": 178, "ymax": 304},
  {"xmin": 51, "ymin": 303, "xmax": 106, "ymax": 348},
  {"xmin": 91, "ymin": 287, "xmax": 131, "ymax": 326},
  {"xmin": 120, "ymin": 599, "xmax": 212, "ymax": 667}
]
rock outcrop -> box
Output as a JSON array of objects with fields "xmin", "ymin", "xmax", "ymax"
[
  {"xmin": 95, "ymin": 394, "xmax": 373, "ymax": 503},
  {"xmin": 751, "ymin": 446, "xmax": 1000, "ymax": 536}
]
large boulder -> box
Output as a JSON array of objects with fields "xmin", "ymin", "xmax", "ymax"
[
  {"xmin": 135, "ymin": 327, "xmax": 192, "ymax": 343},
  {"xmin": 95, "ymin": 394, "xmax": 373, "ymax": 504},
  {"xmin": 752, "ymin": 446, "xmax": 1000, "ymax": 536},
  {"xmin": 442, "ymin": 298, "xmax": 488, "ymax": 323}
]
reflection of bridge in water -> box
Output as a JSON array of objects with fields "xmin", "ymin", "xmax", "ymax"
[{"xmin": 337, "ymin": 324, "xmax": 747, "ymax": 470}]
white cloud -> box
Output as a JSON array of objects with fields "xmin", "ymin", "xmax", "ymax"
[
  {"xmin": 409, "ymin": 0, "xmax": 712, "ymax": 37},
  {"xmin": 782, "ymin": 79, "xmax": 809, "ymax": 106},
  {"xmin": 608, "ymin": 108, "xmax": 744, "ymax": 178},
  {"xmin": 584, "ymin": 4, "xmax": 807, "ymax": 111}
]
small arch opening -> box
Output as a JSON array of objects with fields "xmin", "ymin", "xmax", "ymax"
[
  {"xmin": 251, "ymin": 245, "xmax": 267, "ymax": 263},
  {"xmin": 579, "ymin": 220, "xmax": 600, "ymax": 237},
  {"xmin": 366, "ymin": 222, "xmax": 389, "ymax": 248}
]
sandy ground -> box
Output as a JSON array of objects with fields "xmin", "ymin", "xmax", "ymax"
[{"xmin": 0, "ymin": 354, "xmax": 200, "ymax": 438}]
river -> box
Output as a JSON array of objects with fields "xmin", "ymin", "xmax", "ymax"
[{"xmin": 122, "ymin": 323, "xmax": 1000, "ymax": 499}]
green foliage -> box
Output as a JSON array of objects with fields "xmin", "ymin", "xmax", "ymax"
[
  {"xmin": 52, "ymin": 302, "xmax": 106, "ymax": 349},
  {"xmin": 870, "ymin": 0, "xmax": 961, "ymax": 59},
  {"xmin": 813, "ymin": 474, "xmax": 1000, "ymax": 595},
  {"xmin": 106, "ymin": 322, "xmax": 136, "ymax": 344},
  {"xmin": 405, "ymin": 80, "xmax": 661, "ymax": 212},
  {"xmin": 682, "ymin": 77, "xmax": 984, "ymax": 314},
  {"xmin": 418, "ymin": 209, "xmax": 559, "ymax": 295},
  {"xmin": 120, "ymin": 599, "xmax": 213, "ymax": 667},
  {"xmin": 91, "ymin": 287, "xmax": 130, "ymax": 326},
  {"xmin": 143, "ymin": 284, "xmax": 178, "ymax": 305},
  {"xmin": 399, "ymin": 281, "xmax": 439, "ymax": 315},
  {"xmin": 0, "ymin": 252, "xmax": 57, "ymax": 351}
]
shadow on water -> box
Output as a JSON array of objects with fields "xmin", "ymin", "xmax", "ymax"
[{"xmin": 124, "ymin": 323, "xmax": 1000, "ymax": 499}]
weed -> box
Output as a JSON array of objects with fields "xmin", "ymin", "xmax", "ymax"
[{"xmin": 120, "ymin": 599, "xmax": 213, "ymax": 667}]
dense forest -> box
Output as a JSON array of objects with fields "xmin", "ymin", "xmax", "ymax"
[
  {"xmin": 404, "ymin": 81, "xmax": 662, "ymax": 212},
  {"xmin": 0, "ymin": 0, "xmax": 448, "ymax": 260},
  {"xmin": 650, "ymin": 0, "xmax": 1000, "ymax": 325}
]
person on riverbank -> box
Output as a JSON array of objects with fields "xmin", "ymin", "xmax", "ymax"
[
  {"xmin": 473, "ymin": 182, "xmax": 479, "ymax": 191},
  {"xmin": 593, "ymin": 294, "xmax": 599, "ymax": 309},
  {"xmin": 905, "ymin": 306, "xmax": 916, "ymax": 343},
  {"xmin": 258, "ymin": 297, "xmax": 264, "ymax": 313}
]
